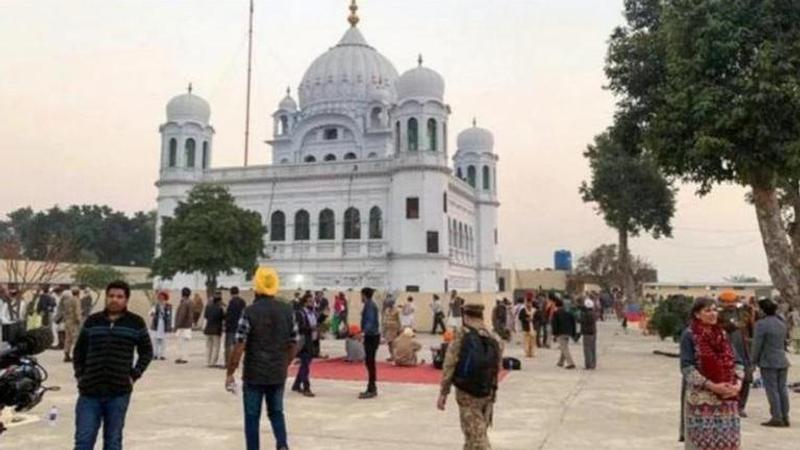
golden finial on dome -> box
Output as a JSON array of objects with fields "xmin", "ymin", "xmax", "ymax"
[
  {"xmin": 418, "ymin": 54, "xmax": 423, "ymax": 66},
  {"xmin": 472, "ymin": 117, "xmax": 477, "ymax": 127},
  {"xmin": 348, "ymin": 0, "xmax": 360, "ymax": 27},
  {"xmin": 187, "ymin": 82, "xmax": 193, "ymax": 94}
]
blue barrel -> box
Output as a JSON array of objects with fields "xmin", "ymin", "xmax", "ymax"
[{"xmin": 554, "ymin": 250, "xmax": 573, "ymax": 271}]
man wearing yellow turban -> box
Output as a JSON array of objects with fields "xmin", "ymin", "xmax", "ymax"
[{"xmin": 226, "ymin": 267, "xmax": 297, "ymax": 450}]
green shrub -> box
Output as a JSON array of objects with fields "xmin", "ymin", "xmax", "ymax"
[{"xmin": 648, "ymin": 295, "xmax": 693, "ymax": 341}]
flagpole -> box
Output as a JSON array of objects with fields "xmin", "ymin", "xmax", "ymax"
[{"xmin": 244, "ymin": 0, "xmax": 254, "ymax": 166}]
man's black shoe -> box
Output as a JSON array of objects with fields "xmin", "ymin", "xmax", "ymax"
[
  {"xmin": 761, "ymin": 419, "xmax": 784, "ymax": 427},
  {"xmin": 358, "ymin": 391, "xmax": 377, "ymax": 399}
]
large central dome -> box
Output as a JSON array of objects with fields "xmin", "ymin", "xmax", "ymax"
[{"xmin": 298, "ymin": 26, "xmax": 398, "ymax": 109}]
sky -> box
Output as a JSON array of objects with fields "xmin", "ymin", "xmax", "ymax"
[{"xmin": 0, "ymin": 0, "xmax": 769, "ymax": 282}]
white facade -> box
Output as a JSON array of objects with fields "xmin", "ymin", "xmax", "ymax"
[{"xmin": 155, "ymin": 11, "xmax": 500, "ymax": 293}]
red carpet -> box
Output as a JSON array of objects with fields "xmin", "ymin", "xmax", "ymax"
[{"xmin": 289, "ymin": 357, "xmax": 509, "ymax": 386}]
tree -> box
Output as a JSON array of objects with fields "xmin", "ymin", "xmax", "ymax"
[
  {"xmin": 74, "ymin": 264, "xmax": 125, "ymax": 291},
  {"xmin": 151, "ymin": 184, "xmax": 265, "ymax": 296},
  {"xmin": 575, "ymin": 243, "xmax": 659, "ymax": 293},
  {"xmin": 580, "ymin": 128, "xmax": 675, "ymax": 304},
  {"xmin": 606, "ymin": 0, "xmax": 800, "ymax": 307},
  {"xmin": 0, "ymin": 205, "xmax": 155, "ymax": 266},
  {"xmin": 0, "ymin": 235, "xmax": 74, "ymax": 295}
]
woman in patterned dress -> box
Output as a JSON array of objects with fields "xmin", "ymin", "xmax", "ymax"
[{"xmin": 680, "ymin": 297, "xmax": 743, "ymax": 449}]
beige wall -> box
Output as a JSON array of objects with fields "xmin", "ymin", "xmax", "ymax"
[
  {"xmin": 643, "ymin": 284, "xmax": 775, "ymax": 300},
  {"xmin": 497, "ymin": 268, "xmax": 567, "ymax": 293},
  {"xmin": 123, "ymin": 289, "xmax": 510, "ymax": 333}
]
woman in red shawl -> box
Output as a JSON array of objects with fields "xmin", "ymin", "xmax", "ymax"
[{"xmin": 679, "ymin": 297, "xmax": 743, "ymax": 449}]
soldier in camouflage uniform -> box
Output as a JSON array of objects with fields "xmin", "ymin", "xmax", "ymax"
[
  {"xmin": 61, "ymin": 287, "xmax": 83, "ymax": 362},
  {"xmin": 437, "ymin": 304, "xmax": 503, "ymax": 450}
]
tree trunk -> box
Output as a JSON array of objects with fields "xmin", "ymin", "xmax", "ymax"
[
  {"xmin": 752, "ymin": 185, "xmax": 800, "ymax": 308},
  {"xmin": 205, "ymin": 273, "xmax": 218, "ymax": 301},
  {"xmin": 783, "ymin": 180, "xmax": 800, "ymax": 276},
  {"xmin": 617, "ymin": 228, "xmax": 638, "ymax": 304}
]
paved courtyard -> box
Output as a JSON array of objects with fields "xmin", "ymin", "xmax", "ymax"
[{"xmin": 2, "ymin": 321, "xmax": 799, "ymax": 449}]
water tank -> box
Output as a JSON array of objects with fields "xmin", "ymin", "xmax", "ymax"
[{"xmin": 554, "ymin": 250, "xmax": 573, "ymax": 272}]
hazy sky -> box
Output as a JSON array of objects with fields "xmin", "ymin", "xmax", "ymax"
[{"xmin": 0, "ymin": 0, "xmax": 769, "ymax": 282}]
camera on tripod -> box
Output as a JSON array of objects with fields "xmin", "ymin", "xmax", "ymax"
[{"xmin": 0, "ymin": 323, "xmax": 57, "ymax": 435}]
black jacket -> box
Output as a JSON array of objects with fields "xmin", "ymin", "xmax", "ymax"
[
  {"xmin": 241, "ymin": 296, "xmax": 297, "ymax": 385},
  {"xmin": 225, "ymin": 296, "xmax": 247, "ymax": 333},
  {"xmin": 579, "ymin": 308, "xmax": 597, "ymax": 336},
  {"xmin": 73, "ymin": 310, "xmax": 153, "ymax": 397},
  {"xmin": 551, "ymin": 309, "xmax": 577, "ymax": 338},
  {"xmin": 204, "ymin": 302, "xmax": 225, "ymax": 336}
]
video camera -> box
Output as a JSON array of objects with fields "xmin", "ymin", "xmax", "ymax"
[{"xmin": 0, "ymin": 325, "xmax": 57, "ymax": 435}]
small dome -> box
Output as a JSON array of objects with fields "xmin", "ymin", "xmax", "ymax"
[
  {"xmin": 166, "ymin": 87, "xmax": 210, "ymax": 124},
  {"xmin": 396, "ymin": 56, "xmax": 445, "ymax": 101},
  {"xmin": 457, "ymin": 121, "xmax": 494, "ymax": 152},
  {"xmin": 278, "ymin": 88, "xmax": 298, "ymax": 112}
]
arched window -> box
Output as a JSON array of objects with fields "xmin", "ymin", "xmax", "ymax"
[
  {"xmin": 293, "ymin": 210, "xmax": 310, "ymax": 241},
  {"xmin": 168, "ymin": 138, "xmax": 177, "ymax": 167},
  {"xmin": 407, "ymin": 118, "xmax": 418, "ymax": 151},
  {"xmin": 458, "ymin": 222, "xmax": 464, "ymax": 249},
  {"xmin": 344, "ymin": 152, "xmax": 357, "ymax": 160},
  {"xmin": 427, "ymin": 118, "xmax": 437, "ymax": 151},
  {"xmin": 304, "ymin": 155, "xmax": 316, "ymax": 163},
  {"xmin": 344, "ymin": 207, "xmax": 361, "ymax": 240},
  {"xmin": 493, "ymin": 167, "xmax": 497, "ymax": 191},
  {"xmin": 370, "ymin": 107, "xmax": 382, "ymax": 128},
  {"xmin": 280, "ymin": 158, "xmax": 289, "ymax": 164},
  {"xmin": 482, "ymin": 165, "xmax": 490, "ymax": 190},
  {"xmin": 456, "ymin": 167, "xmax": 463, "ymax": 179},
  {"xmin": 324, "ymin": 154, "xmax": 337, "ymax": 162},
  {"xmin": 395, "ymin": 121, "xmax": 401, "ymax": 151},
  {"xmin": 467, "ymin": 165, "xmax": 477, "ymax": 188},
  {"xmin": 185, "ymin": 138, "xmax": 196, "ymax": 168},
  {"xmin": 270, "ymin": 211, "xmax": 286, "ymax": 242},
  {"xmin": 202, "ymin": 142, "xmax": 209, "ymax": 169},
  {"xmin": 448, "ymin": 220, "xmax": 454, "ymax": 247},
  {"xmin": 368, "ymin": 206, "xmax": 382, "ymax": 239},
  {"xmin": 279, "ymin": 115, "xmax": 289, "ymax": 135},
  {"xmin": 318, "ymin": 209, "xmax": 335, "ymax": 240},
  {"xmin": 443, "ymin": 122, "xmax": 448, "ymax": 153},
  {"xmin": 367, "ymin": 152, "xmax": 378, "ymax": 158}
]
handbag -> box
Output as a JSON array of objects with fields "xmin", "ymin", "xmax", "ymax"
[{"xmin": 27, "ymin": 312, "xmax": 42, "ymax": 330}]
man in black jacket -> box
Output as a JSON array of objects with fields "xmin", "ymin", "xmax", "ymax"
[
  {"xmin": 204, "ymin": 292, "xmax": 226, "ymax": 368},
  {"xmin": 73, "ymin": 280, "xmax": 153, "ymax": 450},
  {"xmin": 579, "ymin": 299, "xmax": 597, "ymax": 370},
  {"xmin": 227, "ymin": 267, "xmax": 297, "ymax": 450},
  {"xmin": 224, "ymin": 286, "xmax": 247, "ymax": 368},
  {"xmin": 551, "ymin": 298, "xmax": 576, "ymax": 370}
]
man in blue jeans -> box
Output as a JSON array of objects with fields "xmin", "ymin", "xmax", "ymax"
[
  {"xmin": 227, "ymin": 267, "xmax": 297, "ymax": 450},
  {"xmin": 73, "ymin": 280, "xmax": 153, "ymax": 450}
]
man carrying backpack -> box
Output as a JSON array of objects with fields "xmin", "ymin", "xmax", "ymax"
[{"xmin": 437, "ymin": 304, "xmax": 503, "ymax": 450}]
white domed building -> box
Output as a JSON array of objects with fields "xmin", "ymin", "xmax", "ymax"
[{"xmin": 156, "ymin": 4, "xmax": 499, "ymax": 292}]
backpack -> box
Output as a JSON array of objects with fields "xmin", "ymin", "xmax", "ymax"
[
  {"xmin": 502, "ymin": 357, "xmax": 521, "ymax": 371},
  {"xmin": 453, "ymin": 327, "xmax": 501, "ymax": 398}
]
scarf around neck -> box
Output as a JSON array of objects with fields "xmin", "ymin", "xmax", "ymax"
[{"xmin": 690, "ymin": 319, "xmax": 736, "ymax": 385}]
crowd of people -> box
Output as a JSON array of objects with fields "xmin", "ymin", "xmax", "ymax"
[
  {"xmin": 2, "ymin": 277, "xmax": 799, "ymax": 450},
  {"xmin": 488, "ymin": 291, "xmax": 600, "ymax": 371}
]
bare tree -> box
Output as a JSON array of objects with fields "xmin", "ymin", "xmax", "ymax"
[{"xmin": 0, "ymin": 236, "xmax": 74, "ymax": 295}]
